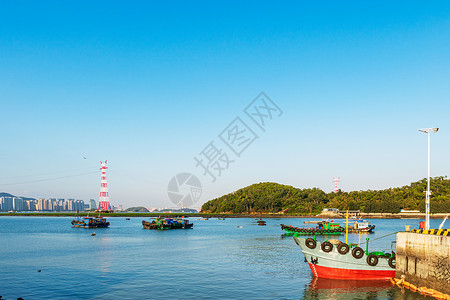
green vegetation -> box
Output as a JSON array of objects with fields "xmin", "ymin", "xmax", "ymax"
[
  {"xmin": 126, "ymin": 206, "xmax": 150, "ymax": 212},
  {"xmin": 202, "ymin": 182, "xmax": 327, "ymax": 215},
  {"xmin": 201, "ymin": 177, "xmax": 450, "ymax": 214}
]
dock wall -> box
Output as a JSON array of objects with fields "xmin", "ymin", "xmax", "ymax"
[{"xmin": 396, "ymin": 232, "xmax": 450, "ymax": 294}]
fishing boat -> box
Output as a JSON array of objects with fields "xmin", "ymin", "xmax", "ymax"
[
  {"xmin": 281, "ymin": 221, "xmax": 344, "ymax": 236},
  {"xmin": 71, "ymin": 216, "xmax": 110, "ymax": 228},
  {"xmin": 142, "ymin": 218, "xmax": 193, "ymax": 230},
  {"xmin": 347, "ymin": 220, "xmax": 375, "ymax": 233},
  {"xmin": 292, "ymin": 236, "xmax": 396, "ymax": 280}
]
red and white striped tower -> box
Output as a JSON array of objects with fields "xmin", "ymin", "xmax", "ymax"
[
  {"xmin": 98, "ymin": 160, "xmax": 111, "ymax": 211},
  {"xmin": 333, "ymin": 177, "xmax": 340, "ymax": 193}
]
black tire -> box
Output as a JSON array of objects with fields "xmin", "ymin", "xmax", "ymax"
[
  {"xmin": 305, "ymin": 238, "xmax": 316, "ymax": 249},
  {"xmin": 337, "ymin": 243, "xmax": 350, "ymax": 254},
  {"xmin": 388, "ymin": 256, "xmax": 396, "ymax": 269},
  {"xmin": 367, "ymin": 254, "xmax": 378, "ymax": 266},
  {"xmin": 321, "ymin": 241, "xmax": 333, "ymax": 252},
  {"xmin": 352, "ymin": 247, "xmax": 364, "ymax": 259}
]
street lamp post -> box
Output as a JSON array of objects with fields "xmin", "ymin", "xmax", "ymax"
[{"xmin": 418, "ymin": 127, "xmax": 439, "ymax": 230}]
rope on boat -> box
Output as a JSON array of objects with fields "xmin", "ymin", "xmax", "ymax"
[{"xmin": 359, "ymin": 231, "xmax": 399, "ymax": 245}]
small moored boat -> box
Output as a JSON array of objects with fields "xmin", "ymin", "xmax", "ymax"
[
  {"xmin": 142, "ymin": 218, "xmax": 193, "ymax": 230},
  {"xmin": 71, "ymin": 216, "xmax": 110, "ymax": 228},
  {"xmin": 281, "ymin": 221, "xmax": 344, "ymax": 236},
  {"xmin": 347, "ymin": 220, "xmax": 375, "ymax": 233}
]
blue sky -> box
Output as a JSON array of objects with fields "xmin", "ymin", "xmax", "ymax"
[{"xmin": 1, "ymin": 1, "xmax": 450, "ymax": 209}]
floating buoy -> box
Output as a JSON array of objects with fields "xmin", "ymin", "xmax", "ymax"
[
  {"xmin": 392, "ymin": 276, "xmax": 450, "ymax": 299},
  {"xmin": 37, "ymin": 270, "xmax": 41, "ymax": 272},
  {"xmin": 395, "ymin": 275, "xmax": 405, "ymax": 286}
]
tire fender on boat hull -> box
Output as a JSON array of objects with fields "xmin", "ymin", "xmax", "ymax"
[
  {"xmin": 321, "ymin": 241, "xmax": 333, "ymax": 252},
  {"xmin": 305, "ymin": 238, "xmax": 316, "ymax": 249},
  {"xmin": 367, "ymin": 254, "xmax": 379, "ymax": 266},
  {"xmin": 388, "ymin": 256, "xmax": 396, "ymax": 269},
  {"xmin": 352, "ymin": 247, "xmax": 364, "ymax": 259},
  {"xmin": 337, "ymin": 243, "xmax": 350, "ymax": 254}
]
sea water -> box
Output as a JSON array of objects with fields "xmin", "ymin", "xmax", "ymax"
[{"xmin": 0, "ymin": 216, "xmax": 437, "ymax": 299}]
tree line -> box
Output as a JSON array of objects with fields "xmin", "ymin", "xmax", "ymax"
[{"xmin": 200, "ymin": 177, "xmax": 450, "ymax": 214}]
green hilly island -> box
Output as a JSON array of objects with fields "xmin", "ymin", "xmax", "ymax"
[
  {"xmin": 201, "ymin": 177, "xmax": 450, "ymax": 214},
  {"xmin": 126, "ymin": 206, "xmax": 150, "ymax": 212}
]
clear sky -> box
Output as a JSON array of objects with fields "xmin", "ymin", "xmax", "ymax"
[{"xmin": 1, "ymin": 1, "xmax": 450, "ymax": 209}]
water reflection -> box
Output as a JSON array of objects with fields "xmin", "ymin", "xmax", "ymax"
[{"xmin": 301, "ymin": 277, "xmax": 394, "ymax": 300}]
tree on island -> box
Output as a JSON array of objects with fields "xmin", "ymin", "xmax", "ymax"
[{"xmin": 126, "ymin": 206, "xmax": 150, "ymax": 212}]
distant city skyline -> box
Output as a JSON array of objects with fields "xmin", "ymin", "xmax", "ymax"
[
  {"xmin": 1, "ymin": 1, "xmax": 450, "ymax": 209},
  {"xmin": 0, "ymin": 196, "xmax": 88, "ymax": 212}
]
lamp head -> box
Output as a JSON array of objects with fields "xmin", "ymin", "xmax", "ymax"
[{"xmin": 419, "ymin": 128, "xmax": 439, "ymax": 134}]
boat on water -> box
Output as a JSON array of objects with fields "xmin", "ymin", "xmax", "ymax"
[
  {"xmin": 142, "ymin": 218, "xmax": 193, "ymax": 230},
  {"xmin": 71, "ymin": 216, "xmax": 110, "ymax": 228},
  {"xmin": 281, "ymin": 221, "xmax": 344, "ymax": 236},
  {"xmin": 281, "ymin": 219, "xmax": 375, "ymax": 236},
  {"xmin": 347, "ymin": 220, "xmax": 376, "ymax": 233},
  {"xmin": 293, "ymin": 236, "xmax": 396, "ymax": 280}
]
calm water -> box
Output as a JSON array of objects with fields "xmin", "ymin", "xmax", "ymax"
[{"xmin": 0, "ymin": 216, "xmax": 439, "ymax": 299}]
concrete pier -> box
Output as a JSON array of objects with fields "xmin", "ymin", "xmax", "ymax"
[{"xmin": 396, "ymin": 231, "xmax": 450, "ymax": 294}]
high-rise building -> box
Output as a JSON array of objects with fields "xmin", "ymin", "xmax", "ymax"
[
  {"xmin": 1, "ymin": 197, "xmax": 14, "ymax": 211},
  {"xmin": 37, "ymin": 199, "xmax": 44, "ymax": 211},
  {"xmin": 12, "ymin": 197, "xmax": 23, "ymax": 211},
  {"xmin": 43, "ymin": 199, "xmax": 50, "ymax": 211},
  {"xmin": 89, "ymin": 199, "xmax": 96, "ymax": 210},
  {"xmin": 67, "ymin": 199, "xmax": 74, "ymax": 211},
  {"xmin": 75, "ymin": 200, "xmax": 84, "ymax": 211},
  {"xmin": 24, "ymin": 200, "xmax": 36, "ymax": 211}
]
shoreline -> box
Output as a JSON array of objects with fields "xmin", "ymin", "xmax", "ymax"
[{"xmin": 0, "ymin": 212, "xmax": 447, "ymax": 219}]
